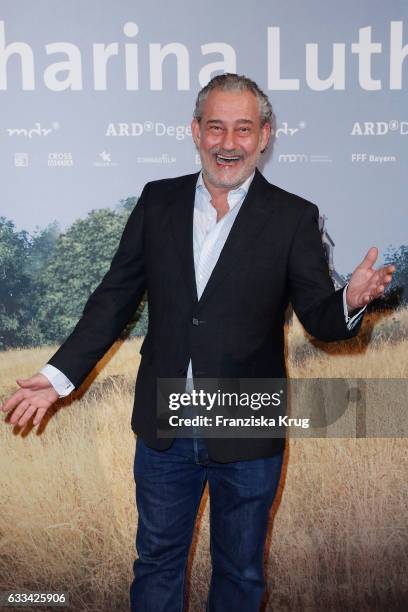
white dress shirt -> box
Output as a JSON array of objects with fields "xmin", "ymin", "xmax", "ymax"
[{"xmin": 41, "ymin": 172, "xmax": 365, "ymax": 397}]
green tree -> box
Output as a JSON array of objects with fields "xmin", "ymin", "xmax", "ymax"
[
  {"xmin": 0, "ymin": 217, "xmax": 42, "ymax": 349},
  {"xmin": 27, "ymin": 222, "xmax": 60, "ymax": 277},
  {"xmin": 384, "ymin": 244, "xmax": 408, "ymax": 305},
  {"xmin": 36, "ymin": 201, "xmax": 147, "ymax": 344}
]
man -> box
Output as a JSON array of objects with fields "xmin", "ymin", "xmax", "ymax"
[{"xmin": 1, "ymin": 74, "xmax": 395, "ymax": 611}]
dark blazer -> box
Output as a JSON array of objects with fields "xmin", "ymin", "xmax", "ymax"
[{"xmin": 48, "ymin": 169, "xmax": 362, "ymax": 462}]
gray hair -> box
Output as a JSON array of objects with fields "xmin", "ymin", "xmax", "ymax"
[{"xmin": 193, "ymin": 73, "xmax": 273, "ymax": 127}]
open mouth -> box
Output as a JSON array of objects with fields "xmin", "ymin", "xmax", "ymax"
[{"xmin": 215, "ymin": 153, "xmax": 243, "ymax": 166}]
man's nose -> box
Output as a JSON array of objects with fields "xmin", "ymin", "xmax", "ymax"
[{"xmin": 220, "ymin": 129, "xmax": 237, "ymax": 151}]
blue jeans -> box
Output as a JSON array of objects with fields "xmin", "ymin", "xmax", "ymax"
[{"xmin": 130, "ymin": 436, "xmax": 283, "ymax": 612}]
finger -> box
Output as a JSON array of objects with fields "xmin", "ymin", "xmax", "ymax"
[
  {"xmin": 362, "ymin": 278, "xmax": 380, "ymax": 296},
  {"xmin": 16, "ymin": 378, "xmax": 35, "ymax": 388},
  {"xmin": 33, "ymin": 407, "xmax": 48, "ymax": 427},
  {"xmin": 16, "ymin": 374, "xmax": 49, "ymax": 389},
  {"xmin": 17, "ymin": 404, "xmax": 38, "ymax": 428},
  {"xmin": 9, "ymin": 399, "xmax": 31, "ymax": 425},
  {"xmin": 382, "ymin": 273, "xmax": 394, "ymax": 287},
  {"xmin": 364, "ymin": 285, "xmax": 382, "ymax": 300},
  {"xmin": 1, "ymin": 389, "xmax": 26, "ymax": 413},
  {"xmin": 377, "ymin": 275, "xmax": 393, "ymax": 290},
  {"xmin": 377, "ymin": 266, "xmax": 394, "ymax": 279},
  {"xmin": 367, "ymin": 271, "xmax": 390, "ymax": 290},
  {"xmin": 363, "ymin": 282, "xmax": 385, "ymax": 302},
  {"xmin": 359, "ymin": 247, "xmax": 378, "ymax": 270},
  {"xmin": 364, "ymin": 287, "xmax": 381, "ymax": 301}
]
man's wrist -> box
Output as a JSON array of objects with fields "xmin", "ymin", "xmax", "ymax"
[
  {"xmin": 342, "ymin": 284, "xmax": 366, "ymax": 330},
  {"xmin": 344, "ymin": 284, "xmax": 357, "ymax": 314},
  {"xmin": 40, "ymin": 364, "xmax": 75, "ymax": 398}
]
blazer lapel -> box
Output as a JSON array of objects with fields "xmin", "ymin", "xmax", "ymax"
[
  {"xmin": 197, "ymin": 169, "xmax": 278, "ymax": 310},
  {"xmin": 168, "ymin": 169, "xmax": 278, "ymax": 309},
  {"xmin": 169, "ymin": 173, "xmax": 199, "ymax": 304}
]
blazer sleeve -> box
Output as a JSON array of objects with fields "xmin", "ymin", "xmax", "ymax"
[
  {"xmin": 287, "ymin": 202, "xmax": 363, "ymax": 342},
  {"xmin": 47, "ymin": 182, "xmax": 150, "ymax": 388}
]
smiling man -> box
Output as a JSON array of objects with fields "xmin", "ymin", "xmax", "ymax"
[
  {"xmin": 1, "ymin": 74, "xmax": 395, "ymax": 612},
  {"xmin": 192, "ymin": 83, "xmax": 270, "ymax": 188},
  {"xmin": 190, "ymin": 84, "xmax": 270, "ymax": 225}
]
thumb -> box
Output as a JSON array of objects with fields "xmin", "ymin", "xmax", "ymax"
[
  {"xmin": 359, "ymin": 246, "xmax": 378, "ymax": 270},
  {"xmin": 16, "ymin": 374, "xmax": 49, "ymax": 388},
  {"xmin": 16, "ymin": 377, "xmax": 34, "ymax": 387}
]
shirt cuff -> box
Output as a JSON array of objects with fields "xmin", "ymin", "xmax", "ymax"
[
  {"xmin": 342, "ymin": 283, "xmax": 366, "ymax": 330},
  {"xmin": 40, "ymin": 364, "xmax": 75, "ymax": 397}
]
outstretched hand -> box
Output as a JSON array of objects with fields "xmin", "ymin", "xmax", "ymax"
[
  {"xmin": 346, "ymin": 247, "xmax": 395, "ymax": 310},
  {"xmin": 1, "ymin": 374, "xmax": 59, "ymax": 430}
]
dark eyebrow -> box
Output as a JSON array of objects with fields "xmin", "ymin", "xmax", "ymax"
[{"xmin": 205, "ymin": 119, "xmax": 255, "ymax": 125}]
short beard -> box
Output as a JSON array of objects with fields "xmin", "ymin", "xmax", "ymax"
[
  {"xmin": 199, "ymin": 149, "xmax": 261, "ymax": 190},
  {"xmin": 202, "ymin": 167, "xmax": 246, "ymax": 190}
]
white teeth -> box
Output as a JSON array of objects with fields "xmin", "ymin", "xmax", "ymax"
[{"xmin": 216, "ymin": 154, "xmax": 241, "ymax": 162}]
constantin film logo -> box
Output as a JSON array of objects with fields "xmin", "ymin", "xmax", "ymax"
[{"xmin": 137, "ymin": 154, "xmax": 176, "ymax": 164}]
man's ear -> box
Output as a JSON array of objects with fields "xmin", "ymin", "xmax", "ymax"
[
  {"xmin": 191, "ymin": 118, "xmax": 201, "ymax": 148},
  {"xmin": 260, "ymin": 122, "xmax": 271, "ymax": 153}
]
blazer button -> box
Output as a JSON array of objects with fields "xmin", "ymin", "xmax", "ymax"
[{"xmin": 192, "ymin": 317, "xmax": 199, "ymax": 326}]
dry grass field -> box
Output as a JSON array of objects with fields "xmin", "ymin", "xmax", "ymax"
[{"xmin": 0, "ymin": 308, "xmax": 407, "ymax": 611}]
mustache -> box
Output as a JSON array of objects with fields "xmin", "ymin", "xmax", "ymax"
[{"xmin": 210, "ymin": 147, "xmax": 245, "ymax": 158}]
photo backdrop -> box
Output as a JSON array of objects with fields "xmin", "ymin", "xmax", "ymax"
[{"xmin": 0, "ymin": 2, "xmax": 407, "ymax": 611}]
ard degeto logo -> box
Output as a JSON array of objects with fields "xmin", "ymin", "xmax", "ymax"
[
  {"xmin": 7, "ymin": 122, "xmax": 60, "ymax": 138},
  {"xmin": 106, "ymin": 121, "xmax": 192, "ymax": 141},
  {"xmin": 351, "ymin": 120, "xmax": 408, "ymax": 135}
]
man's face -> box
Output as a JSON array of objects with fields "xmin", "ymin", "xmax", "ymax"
[{"xmin": 191, "ymin": 88, "xmax": 271, "ymax": 190}]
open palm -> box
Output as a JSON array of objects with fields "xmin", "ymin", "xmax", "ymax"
[
  {"xmin": 346, "ymin": 247, "xmax": 395, "ymax": 310},
  {"xmin": 1, "ymin": 374, "xmax": 59, "ymax": 429}
]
